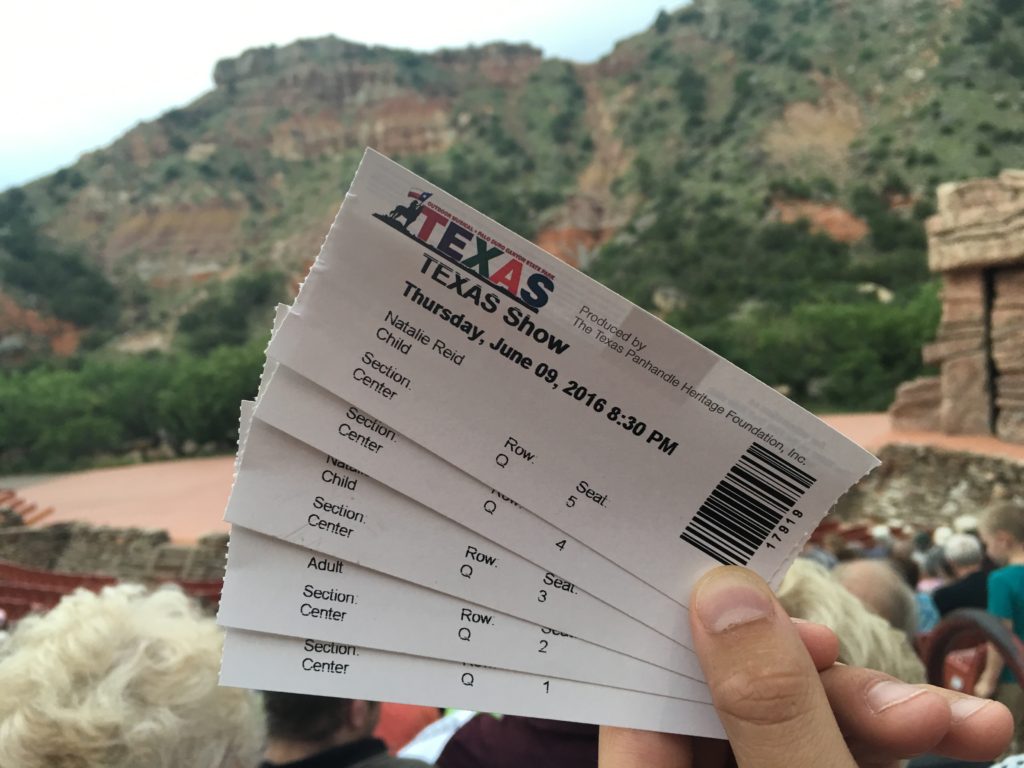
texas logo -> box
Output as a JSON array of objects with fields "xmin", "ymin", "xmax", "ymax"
[{"xmin": 375, "ymin": 188, "xmax": 556, "ymax": 312}]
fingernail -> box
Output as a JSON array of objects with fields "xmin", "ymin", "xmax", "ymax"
[
  {"xmin": 866, "ymin": 681, "xmax": 926, "ymax": 713},
  {"xmin": 951, "ymin": 697, "xmax": 988, "ymax": 723},
  {"xmin": 695, "ymin": 568, "xmax": 773, "ymax": 634}
]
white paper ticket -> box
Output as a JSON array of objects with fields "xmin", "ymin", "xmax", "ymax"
[
  {"xmin": 220, "ymin": 525, "xmax": 711, "ymax": 703},
  {"xmin": 254, "ymin": 360, "xmax": 694, "ymax": 644},
  {"xmin": 227, "ymin": 409, "xmax": 705, "ymax": 680},
  {"xmin": 221, "ymin": 628, "xmax": 725, "ymax": 738},
  {"xmin": 268, "ymin": 150, "xmax": 879, "ymax": 605}
]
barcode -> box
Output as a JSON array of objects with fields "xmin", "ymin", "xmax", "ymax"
[{"xmin": 680, "ymin": 442, "xmax": 816, "ymax": 566}]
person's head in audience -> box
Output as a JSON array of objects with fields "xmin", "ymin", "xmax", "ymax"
[
  {"xmin": 263, "ymin": 692, "xmax": 378, "ymax": 764},
  {"xmin": 980, "ymin": 501, "xmax": 1024, "ymax": 566},
  {"xmin": 262, "ymin": 691, "xmax": 426, "ymax": 767},
  {"xmin": 0, "ymin": 584, "xmax": 264, "ymax": 768},
  {"xmin": 887, "ymin": 554, "xmax": 920, "ymax": 590},
  {"xmin": 778, "ymin": 558, "xmax": 925, "ymax": 683},
  {"xmin": 912, "ymin": 530, "xmax": 933, "ymax": 553},
  {"xmin": 933, "ymin": 525, "xmax": 954, "ymax": 548},
  {"xmin": 953, "ymin": 514, "xmax": 980, "ymax": 535},
  {"xmin": 833, "ymin": 558, "xmax": 919, "ymax": 639},
  {"xmin": 942, "ymin": 532, "xmax": 985, "ymax": 578},
  {"xmin": 869, "ymin": 524, "xmax": 894, "ymax": 556},
  {"xmin": 890, "ymin": 535, "xmax": 915, "ymax": 562},
  {"xmin": 919, "ymin": 546, "xmax": 953, "ymax": 589},
  {"xmin": 823, "ymin": 532, "xmax": 855, "ymax": 561}
]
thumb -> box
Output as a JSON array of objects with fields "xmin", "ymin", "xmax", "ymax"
[{"xmin": 690, "ymin": 566, "xmax": 856, "ymax": 768}]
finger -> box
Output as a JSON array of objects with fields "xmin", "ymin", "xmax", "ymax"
[
  {"xmin": 690, "ymin": 566, "xmax": 856, "ymax": 768},
  {"xmin": 793, "ymin": 620, "xmax": 840, "ymax": 671},
  {"xmin": 819, "ymin": 666, "xmax": 1015, "ymax": 765},
  {"xmin": 598, "ymin": 726, "xmax": 693, "ymax": 768},
  {"xmin": 923, "ymin": 686, "xmax": 1014, "ymax": 761},
  {"xmin": 819, "ymin": 664, "xmax": 949, "ymax": 760}
]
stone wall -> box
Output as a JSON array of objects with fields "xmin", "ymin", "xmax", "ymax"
[
  {"xmin": 0, "ymin": 520, "xmax": 227, "ymax": 582},
  {"xmin": 52, "ymin": 526, "xmax": 170, "ymax": 578},
  {"xmin": 835, "ymin": 443, "xmax": 1024, "ymax": 526},
  {"xmin": 0, "ymin": 523, "xmax": 76, "ymax": 569}
]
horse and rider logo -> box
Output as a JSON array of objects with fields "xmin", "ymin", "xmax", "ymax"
[{"xmin": 382, "ymin": 189, "xmax": 433, "ymax": 231}]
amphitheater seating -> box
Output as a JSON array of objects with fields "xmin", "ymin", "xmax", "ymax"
[
  {"xmin": 0, "ymin": 488, "xmax": 54, "ymax": 527},
  {"xmin": 178, "ymin": 578, "xmax": 224, "ymax": 603},
  {"xmin": 0, "ymin": 596, "xmax": 40, "ymax": 622},
  {"xmin": 21, "ymin": 506, "xmax": 54, "ymax": 525},
  {"xmin": 0, "ymin": 583, "xmax": 64, "ymax": 608},
  {"xmin": 0, "ymin": 560, "xmax": 117, "ymax": 591}
]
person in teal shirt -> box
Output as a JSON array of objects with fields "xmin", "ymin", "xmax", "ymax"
[{"xmin": 977, "ymin": 501, "xmax": 1024, "ymax": 755}]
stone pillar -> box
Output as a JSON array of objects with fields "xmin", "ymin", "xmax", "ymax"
[
  {"xmin": 890, "ymin": 170, "xmax": 1024, "ymax": 443},
  {"xmin": 994, "ymin": 266, "xmax": 1024, "ymax": 441},
  {"xmin": 923, "ymin": 271, "xmax": 989, "ymax": 435}
]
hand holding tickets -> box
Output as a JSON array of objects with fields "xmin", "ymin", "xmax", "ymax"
[
  {"xmin": 218, "ymin": 149, "xmax": 882, "ymax": 737},
  {"xmin": 599, "ymin": 567, "xmax": 1013, "ymax": 767}
]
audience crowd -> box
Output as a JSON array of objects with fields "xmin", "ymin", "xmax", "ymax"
[{"xmin": 0, "ymin": 500, "xmax": 1020, "ymax": 767}]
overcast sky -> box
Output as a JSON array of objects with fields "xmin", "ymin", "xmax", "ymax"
[{"xmin": 1, "ymin": 1, "xmax": 679, "ymax": 190}]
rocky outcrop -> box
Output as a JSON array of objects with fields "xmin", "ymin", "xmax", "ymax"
[
  {"xmin": 762, "ymin": 76, "xmax": 863, "ymax": 174},
  {"xmin": 213, "ymin": 39, "xmax": 542, "ymax": 95},
  {"xmin": 534, "ymin": 72, "xmax": 635, "ymax": 269},
  {"xmin": 890, "ymin": 170, "xmax": 1024, "ymax": 443},
  {"xmin": 534, "ymin": 196, "xmax": 618, "ymax": 268},
  {"xmin": 0, "ymin": 290, "xmax": 80, "ymax": 359},
  {"xmin": 268, "ymin": 97, "xmax": 454, "ymax": 161},
  {"xmin": 32, "ymin": 38, "xmax": 550, "ymax": 293},
  {"xmin": 102, "ymin": 203, "xmax": 245, "ymax": 279},
  {"xmin": 769, "ymin": 199, "xmax": 868, "ymax": 243}
]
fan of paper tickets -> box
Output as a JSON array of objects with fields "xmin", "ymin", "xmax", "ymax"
[{"xmin": 217, "ymin": 149, "xmax": 878, "ymax": 736}]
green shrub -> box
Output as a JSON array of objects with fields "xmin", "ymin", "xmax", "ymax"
[
  {"xmin": 0, "ymin": 340, "xmax": 266, "ymax": 472},
  {"xmin": 0, "ymin": 191, "xmax": 119, "ymax": 327},
  {"xmin": 176, "ymin": 271, "xmax": 283, "ymax": 355},
  {"xmin": 788, "ymin": 52, "xmax": 813, "ymax": 71},
  {"xmin": 676, "ymin": 64, "xmax": 708, "ymax": 117}
]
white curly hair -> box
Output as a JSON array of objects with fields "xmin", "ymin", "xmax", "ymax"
[{"xmin": 0, "ymin": 583, "xmax": 264, "ymax": 768}]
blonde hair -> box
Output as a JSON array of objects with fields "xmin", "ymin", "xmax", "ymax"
[
  {"xmin": 778, "ymin": 558, "xmax": 926, "ymax": 683},
  {"xmin": 981, "ymin": 501, "xmax": 1024, "ymax": 542},
  {"xmin": 0, "ymin": 584, "xmax": 264, "ymax": 768}
]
